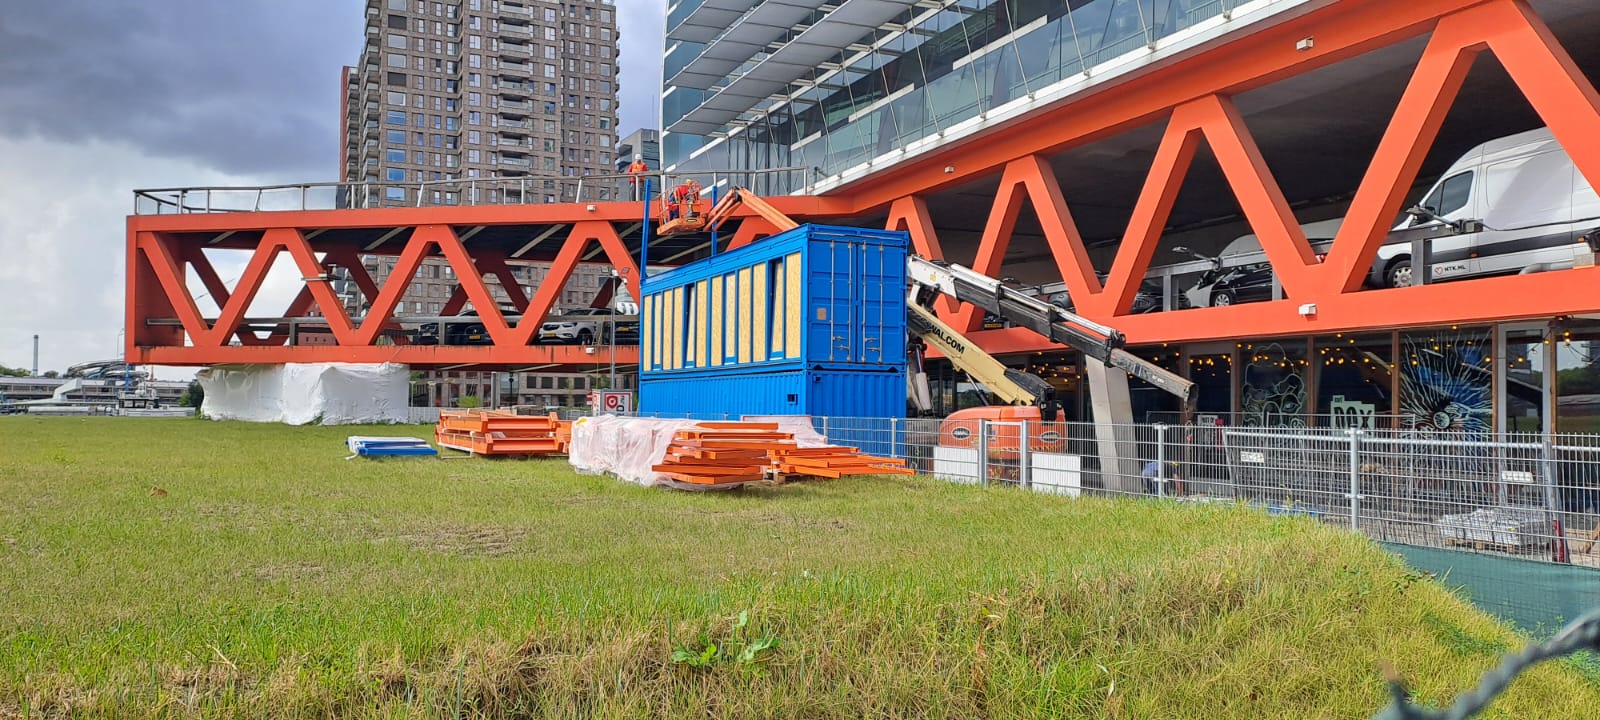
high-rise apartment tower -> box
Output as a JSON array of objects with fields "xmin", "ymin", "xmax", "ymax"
[{"xmin": 344, "ymin": 0, "xmax": 621, "ymax": 206}]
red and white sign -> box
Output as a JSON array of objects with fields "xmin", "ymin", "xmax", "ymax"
[{"xmin": 589, "ymin": 390, "xmax": 632, "ymax": 414}]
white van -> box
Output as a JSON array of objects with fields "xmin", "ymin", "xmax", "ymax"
[{"xmin": 1371, "ymin": 127, "xmax": 1599, "ymax": 287}]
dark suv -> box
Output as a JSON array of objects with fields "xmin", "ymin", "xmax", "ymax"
[{"xmin": 413, "ymin": 311, "xmax": 499, "ymax": 346}]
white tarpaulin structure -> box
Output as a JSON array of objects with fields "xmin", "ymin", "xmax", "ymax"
[
  {"xmin": 568, "ymin": 415, "xmax": 828, "ymax": 486},
  {"xmin": 197, "ymin": 363, "xmax": 410, "ymax": 425}
]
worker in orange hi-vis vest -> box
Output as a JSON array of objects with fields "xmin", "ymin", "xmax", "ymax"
[
  {"xmin": 626, "ymin": 154, "xmax": 649, "ymax": 200},
  {"xmin": 666, "ymin": 178, "xmax": 701, "ymax": 222}
]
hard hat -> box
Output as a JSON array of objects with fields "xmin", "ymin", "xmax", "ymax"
[{"xmin": 634, "ymin": 154, "xmax": 642, "ymax": 161}]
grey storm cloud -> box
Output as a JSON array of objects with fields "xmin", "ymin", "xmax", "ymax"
[
  {"xmin": 0, "ymin": 1, "xmax": 364, "ymax": 181},
  {"xmin": 0, "ymin": 1, "xmax": 666, "ymax": 182}
]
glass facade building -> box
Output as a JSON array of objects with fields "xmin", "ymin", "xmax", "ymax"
[{"xmin": 662, "ymin": 0, "xmax": 1287, "ymax": 189}]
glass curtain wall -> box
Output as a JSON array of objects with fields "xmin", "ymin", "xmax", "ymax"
[{"xmin": 664, "ymin": 0, "xmax": 1242, "ymax": 180}]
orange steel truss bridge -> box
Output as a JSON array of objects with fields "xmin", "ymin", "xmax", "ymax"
[{"xmin": 127, "ymin": 0, "xmax": 1600, "ymax": 370}]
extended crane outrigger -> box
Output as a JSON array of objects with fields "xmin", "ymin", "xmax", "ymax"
[{"xmin": 659, "ymin": 188, "xmax": 1195, "ymax": 489}]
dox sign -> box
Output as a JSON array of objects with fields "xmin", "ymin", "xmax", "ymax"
[{"xmin": 589, "ymin": 390, "xmax": 633, "ymax": 414}]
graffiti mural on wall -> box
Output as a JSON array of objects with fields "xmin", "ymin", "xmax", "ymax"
[
  {"xmin": 1399, "ymin": 328, "xmax": 1494, "ymax": 438},
  {"xmin": 1242, "ymin": 342, "xmax": 1307, "ymax": 428}
]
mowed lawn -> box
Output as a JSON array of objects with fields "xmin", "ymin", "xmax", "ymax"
[{"xmin": 1, "ymin": 417, "xmax": 1596, "ymax": 719}]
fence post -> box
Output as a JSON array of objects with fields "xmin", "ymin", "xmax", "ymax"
[
  {"xmin": 1541, "ymin": 437, "xmax": 1566, "ymax": 562},
  {"xmin": 1155, "ymin": 423, "xmax": 1168, "ymax": 498},
  {"xmin": 890, "ymin": 417, "xmax": 900, "ymax": 461},
  {"xmin": 978, "ymin": 419, "xmax": 990, "ymax": 487},
  {"xmin": 1348, "ymin": 428, "xmax": 1363, "ymax": 530},
  {"xmin": 1019, "ymin": 420, "xmax": 1032, "ymax": 490},
  {"xmin": 821, "ymin": 415, "xmax": 829, "ymax": 441}
]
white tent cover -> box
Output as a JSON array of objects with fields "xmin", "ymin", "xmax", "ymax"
[{"xmin": 198, "ymin": 363, "xmax": 410, "ymax": 425}]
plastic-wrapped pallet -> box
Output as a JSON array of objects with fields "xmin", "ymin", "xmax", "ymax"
[
  {"xmin": 1437, "ymin": 507, "xmax": 1552, "ymax": 548},
  {"xmin": 568, "ymin": 415, "xmax": 833, "ymax": 487},
  {"xmin": 568, "ymin": 415, "xmax": 704, "ymax": 486}
]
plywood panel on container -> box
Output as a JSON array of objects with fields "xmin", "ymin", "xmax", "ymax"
[
  {"xmin": 642, "ymin": 294, "xmax": 655, "ymax": 371},
  {"xmin": 709, "ymin": 275, "xmax": 724, "ymax": 367},
  {"xmin": 694, "ymin": 279, "xmax": 709, "ymax": 370},
  {"xmin": 784, "ymin": 252, "xmax": 801, "ymax": 359},
  {"xmin": 724, "ymin": 271, "xmax": 736, "ymax": 364},
  {"xmin": 752, "ymin": 263, "xmax": 768, "ymax": 363},
  {"xmin": 737, "ymin": 266, "xmax": 753, "ymax": 364},
  {"xmin": 669, "ymin": 286, "xmax": 683, "ymax": 371}
]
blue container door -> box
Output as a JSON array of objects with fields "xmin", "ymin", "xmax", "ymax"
[
  {"xmin": 854, "ymin": 241, "xmax": 906, "ymax": 367},
  {"xmin": 806, "ymin": 239, "xmax": 856, "ymax": 365}
]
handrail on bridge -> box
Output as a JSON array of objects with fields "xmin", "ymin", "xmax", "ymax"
[{"xmin": 130, "ymin": 166, "xmax": 818, "ymax": 215}]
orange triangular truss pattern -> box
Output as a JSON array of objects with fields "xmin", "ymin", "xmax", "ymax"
[
  {"xmin": 889, "ymin": 0, "xmax": 1600, "ymax": 339},
  {"xmin": 131, "ymin": 221, "xmax": 642, "ymax": 354}
]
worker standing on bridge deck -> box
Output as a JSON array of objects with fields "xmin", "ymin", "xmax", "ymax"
[
  {"xmin": 627, "ymin": 154, "xmax": 649, "ymax": 201},
  {"xmin": 666, "ymin": 179, "xmax": 701, "ymax": 222}
]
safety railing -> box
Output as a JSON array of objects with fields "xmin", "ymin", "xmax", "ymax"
[{"xmin": 131, "ymin": 167, "xmax": 816, "ymax": 215}]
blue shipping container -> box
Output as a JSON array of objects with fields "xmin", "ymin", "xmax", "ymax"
[
  {"xmin": 638, "ymin": 224, "xmax": 908, "ymax": 378},
  {"xmin": 639, "ymin": 367, "xmax": 906, "ymax": 433}
]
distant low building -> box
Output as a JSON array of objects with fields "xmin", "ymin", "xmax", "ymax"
[{"xmin": 0, "ymin": 376, "xmax": 187, "ymax": 407}]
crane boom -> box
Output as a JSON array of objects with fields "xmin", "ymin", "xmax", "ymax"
[
  {"xmin": 907, "ymin": 257, "xmax": 1195, "ymax": 404},
  {"xmin": 908, "ymin": 303, "xmax": 1055, "ymax": 407}
]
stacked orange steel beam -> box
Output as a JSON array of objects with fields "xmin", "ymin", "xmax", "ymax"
[
  {"xmin": 435, "ymin": 410, "xmax": 571, "ymax": 456},
  {"xmin": 654, "ymin": 422, "xmax": 913, "ymax": 487},
  {"xmin": 768, "ymin": 446, "xmax": 914, "ymax": 479}
]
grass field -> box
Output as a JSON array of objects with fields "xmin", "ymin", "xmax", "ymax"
[{"xmin": 1, "ymin": 416, "xmax": 1597, "ymax": 719}]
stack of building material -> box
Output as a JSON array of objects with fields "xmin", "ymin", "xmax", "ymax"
[
  {"xmin": 346, "ymin": 436, "xmax": 438, "ymax": 458},
  {"xmin": 653, "ymin": 422, "xmax": 791, "ymax": 486},
  {"xmin": 435, "ymin": 410, "xmax": 571, "ymax": 456},
  {"xmin": 649, "ymin": 422, "xmax": 915, "ymax": 486},
  {"xmin": 768, "ymin": 446, "xmax": 915, "ymax": 479}
]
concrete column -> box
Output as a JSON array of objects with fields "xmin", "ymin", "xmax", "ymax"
[{"xmin": 1085, "ymin": 362, "xmax": 1141, "ymax": 494}]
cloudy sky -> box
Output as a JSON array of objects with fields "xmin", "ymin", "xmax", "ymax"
[{"xmin": 0, "ymin": 0, "xmax": 665, "ymax": 376}]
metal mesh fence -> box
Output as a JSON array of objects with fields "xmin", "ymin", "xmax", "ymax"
[{"xmin": 443, "ymin": 407, "xmax": 1600, "ymax": 572}]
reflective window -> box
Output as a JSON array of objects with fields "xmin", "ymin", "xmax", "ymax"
[
  {"xmin": 1315, "ymin": 334, "xmax": 1393, "ymax": 429},
  {"xmin": 1398, "ymin": 328, "xmax": 1493, "ymax": 437},
  {"xmin": 1420, "ymin": 171, "xmax": 1473, "ymax": 217},
  {"xmin": 1556, "ymin": 328, "xmax": 1600, "ymax": 434},
  {"xmin": 1241, "ymin": 342, "xmax": 1308, "ymax": 428},
  {"xmin": 1504, "ymin": 329, "xmax": 1546, "ymax": 435}
]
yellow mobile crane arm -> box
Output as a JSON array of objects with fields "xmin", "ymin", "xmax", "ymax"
[{"xmin": 907, "ymin": 302, "xmax": 1057, "ymax": 411}]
